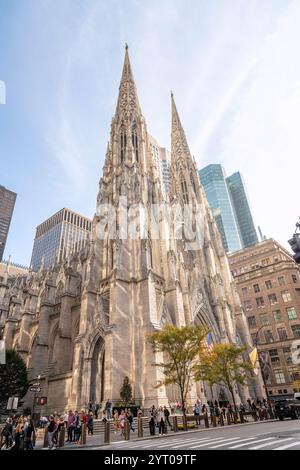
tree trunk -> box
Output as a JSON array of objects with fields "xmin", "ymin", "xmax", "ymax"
[
  {"xmin": 229, "ymin": 385, "xmax": 237, "ymax": 412},
  {"xmin": 180, "ymin": 388, "xmax": 187, "ymax": 431}
]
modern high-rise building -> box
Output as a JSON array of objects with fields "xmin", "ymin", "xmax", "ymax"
[
  {"xmin": 30, "ymin": 208, "xmax": 92, "ymax": 272},
  {"xmin": 199, "ymin": 164, "xmax": 258, "ymax": 253},
  {"xmin": 227, "ymin": 171, "xmax": 259, "ymax": 248},
  {"xmin": 229, "ymin": 239, "xmax": 300, "ymax": 399},
  {"xmin": 0, "ymin": 185, "xmax": 17, "ymax": 262},
  {"xmin": 199, "ymin": 165, "xmax": 242, "ymax": 252}
]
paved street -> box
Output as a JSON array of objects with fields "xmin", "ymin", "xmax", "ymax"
[{"xmin": 74, "ymin": 420, "xmax": 300, "ymax": 451}]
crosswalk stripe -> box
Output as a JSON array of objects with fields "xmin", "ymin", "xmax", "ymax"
[
  {"xmin": 229, "ymin": 437, "xmax": 274, "ymax": 449},
  {"xmin": 138, "ymin": 440, "xmax": 190, "ymax": 449},
  {"xmin": 275, "ymin": 441, "xmax": 300, "ymax": 450},
  {"xmin": 139, "ymin": 436, "xmax": 211, "ymax": 449},
  {"xmin": 190, "ymin": 436, "xmax": 240, "ymax": 449},
  {"xmin": 209, "ymin": 437, "xmax": 256, "ymax": 449},
  {"xmin": 249, "ymin": 438, "xmax": 293, "ymax": 450},
  {"xmin": 155, "ymin": 437, "xmax": 212, "ymax": 447}
]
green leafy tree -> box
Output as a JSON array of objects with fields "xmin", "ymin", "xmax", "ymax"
[
  {"xmin": 120, "ymin": 376, "xmax": 133, "ymax": 406},
  {"xmin": 148, "ymin": 325, "xmax": 208, "ymax": 429},
  {"xmin": 195, "ymin": 343, "xmax": 253, "ymax": 411},
  {"xmin": 0, "ymin": 349, "xmax": 29, "ymax": 412}
]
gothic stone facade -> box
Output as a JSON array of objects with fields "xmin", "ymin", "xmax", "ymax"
[{"xmin": 0, "ymin": 48, "xmax": 264, "ymax": 413}]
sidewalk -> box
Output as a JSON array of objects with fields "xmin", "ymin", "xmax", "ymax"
[{"xmin": 35, "ymin": 418, "xmax": 278, "ymax": 450}]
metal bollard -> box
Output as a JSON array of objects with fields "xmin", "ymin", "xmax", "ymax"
[
  {"xmin": 125, "ymin": 420, "xmax": 130, "ymax": 440},
  {"xmin": 220, "ymin": 413, "xmax": 225, "ymax": 426},
  {"xmin": 164, "ymin": 421, "xmax": 168, "ymax": 434},
  {"xmin": 172, "ymin": 415, "xmax": 178, "ymax": 433},
  {"xmin": 239, "ymin": 411, "xmax": 244, "ymax": 424},
  {"xmin": 252, "ymin": 411, "xmax": 258, "ymax": 422},
  {"xmin": 58, "ymin": 426, "xmax": 66, "ymax": 447},
  {"xmin": 104, "ymin": 420, "xmax": 110, "ymax": 444},
  {"xmin": 80, "ymin": 423, "xmax": 87, "ymax": 445},
  {"xmin": 233, "ymin": 412, "xmax": 238, "ymax": 424},
  {"xmin": 43, "ymin": 428, "xmax": 49, "ymax": 448},
  {"xmin": 138, "ymin": 417, "xmax": 143, "ymax": 438},
  {"xmin": 212, "ymin": 414, "xmax": 217, "ymax": 427},
  {"xmin": 204, "ymin": 413, "xmax": 209, "ymax": 428},
  {"xmin": 226, "ymin": 413, "xmax": 231, "ymax": 425}
]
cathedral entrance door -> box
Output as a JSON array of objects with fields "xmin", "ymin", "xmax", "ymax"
[{"xmin": 90, "ymin": 337, "xmax": 105, "ymax": 404}]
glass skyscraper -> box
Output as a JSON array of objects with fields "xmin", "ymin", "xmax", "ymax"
[
  {"xmin": 199, "ymin": 165, "xmax": 242, "ymax": 252},
  {"xmin": 226, "ymin": 171, "xmax": 258, "ymax": 248},
  {"xmin": 0, "ymin": 185, "xmax": 17, "ymax": 262},
  {"xmin": 199, "ymin": 165, "xmax": 258, "ymax": 253},
  {"xmin": 30, "ymin": 208, "xmax": 92, "ymax": 272}
]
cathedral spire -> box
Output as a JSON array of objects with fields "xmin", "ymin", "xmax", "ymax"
[
  {"xmin": 170, "ymin": 93, "xmax": 201, "ymax": 204},
  {"xmin": 115, "ymin": 45, "xmax": 142, "ymax": 120},
  {"xmin": 171, "ymin": 93, "xmax": 192, "ymax": 164}
]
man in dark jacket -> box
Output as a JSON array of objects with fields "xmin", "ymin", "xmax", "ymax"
[{"xmin": 1, "ymin": 419, "xmax": 13, "ymax": 449}]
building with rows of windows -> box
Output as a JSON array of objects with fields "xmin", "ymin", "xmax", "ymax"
[
  {"xmin": 229, "ymin": 238, "xmax": 300, "ymax": 399},
  {"xmin": 30, "ymin": 208, "xmax": 92, "ymax": 272}
]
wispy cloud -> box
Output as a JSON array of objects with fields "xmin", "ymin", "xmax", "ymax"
[{"xmin": 192, "ymin": 58, "xmax": 258, "ymax": 159}]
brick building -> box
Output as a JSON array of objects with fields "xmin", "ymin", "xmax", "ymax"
[{"xmin": 229, "ymin": 239, "xmax": 300, "ymax": 399}]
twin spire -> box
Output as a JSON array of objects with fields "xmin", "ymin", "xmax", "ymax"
[{"xmin": 115, "ymin": 46, "xmax": 194, "ymax": 168}]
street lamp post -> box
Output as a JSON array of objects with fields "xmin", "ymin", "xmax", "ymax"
[{"xmin": 254, "ymin": 327, "xmax": 269, "ymax": 401}]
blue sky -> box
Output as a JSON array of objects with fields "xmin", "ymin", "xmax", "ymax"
[{"xmin": 1, "ymin": 0, "xmax": 299, "ymax": 266}]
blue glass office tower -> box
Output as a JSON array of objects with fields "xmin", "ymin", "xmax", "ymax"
[
  {"xmin": 226, "ymin": 172, "xmax": 258, "ymax": 248},
  {"xmin": 199, "ymin": 165, "xmax": 258, "ymax": 253},
  {"xmin": 199, "ymin": 165, "xmax": 242, "ymax": 252}
]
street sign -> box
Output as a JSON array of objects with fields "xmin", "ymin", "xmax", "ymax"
[{"xmin": 30, "ymin": 387, "xmax": 41, "ymax": 393}]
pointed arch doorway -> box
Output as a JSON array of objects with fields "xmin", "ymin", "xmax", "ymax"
[{"xmin": 90, "ymin": 337, "xmax": 105, "ymax": 404}]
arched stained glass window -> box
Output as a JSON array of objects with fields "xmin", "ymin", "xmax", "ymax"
[
  {"xmin": 120, "ymin": 128, "xmax": 126, "ymax": 163},
  {"xmin": 132, "ymin": 123, "xmax": 139, "ymax": 162},
  {"xmin": 181, "ymin": 179, "xmax": 189, "ymax": 204}
]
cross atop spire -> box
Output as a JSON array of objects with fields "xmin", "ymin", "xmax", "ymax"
[{"xmin": 115, "ymin": 45, "xmax": 142, "ymax": 120}]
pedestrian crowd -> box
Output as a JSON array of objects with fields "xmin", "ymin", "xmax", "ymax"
[
  {"xmin": 0, "ymin": 397, "xmax": 275, "ymax": 450},
  {"xmin": 193, "ymin": 397, "xmax": 275, "ymax": 425}
]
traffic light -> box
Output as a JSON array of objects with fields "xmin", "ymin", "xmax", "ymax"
[{"xmin": 288, "ymin": 233, "xmax": 300, "ymax": 264}]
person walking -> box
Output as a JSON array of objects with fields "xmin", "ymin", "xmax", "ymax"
[
  {"xmin": 67, "ymin": 410, "xmax": 75, "ymax": 442},
  {"xmin": 148, "ymin": 406, "xmax": 156, "ymax": 436},
  {"xmin": 1, "ymin": 418, "xmax": 13, "ymax": 449},
  {"xmin": 24, "ymin": 418, "xmax": 35, "ymax": 450},
  {"xmin": 74, "ymin": 411, "xmax": 81, "ymax": 444},
  {"xmin": 47, "ymin": 416, "xmax": 56, "ymax": 450},
  {"xmin": 120, "ymin": 410, "xmax": 126, "ymax": 437},
  {"xmin": 127, "ymin": 409, "xmax": 135, "ymax": 432},
  {"xmin": 113, "ymin": 409, "xmax": 119, "ymax": 434},
  {"xmin": 94, "ymin": 401, "xmax": 99, "ymax": 419},
  {"xmin": 105, "ymin": 399, "xmax": 112, "ymax": 420},
  {"xmin": 87, "ymin": 411, "xmax": 94, "ymax": 435},
  {"xmin": 163, "ymin": 406, "xmax": 172, "ymax": 429},
  {"xmin": 13, "ymin": 417, "xmax": 25, "ymax": 451},
  {"xmin": 158, "ymin": 406, "xmax": 165, "ymax": 436},
  {"xmin": 193, "ymin": 401, "xmax": 201, "ymax": 427}
]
